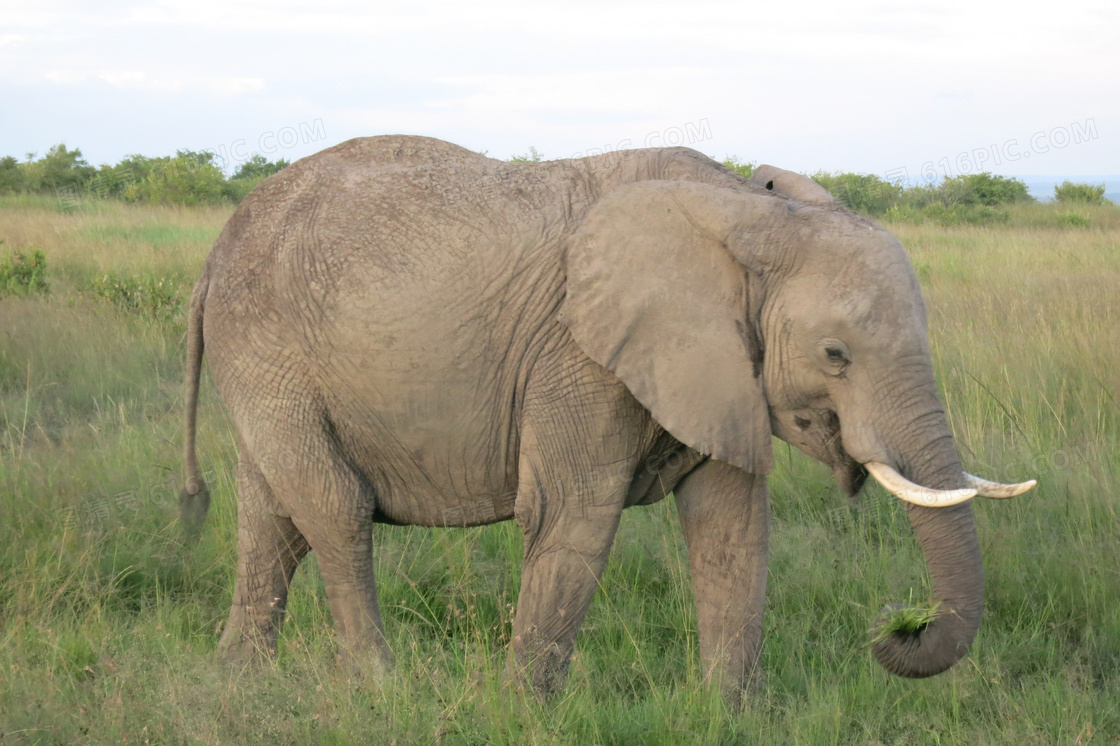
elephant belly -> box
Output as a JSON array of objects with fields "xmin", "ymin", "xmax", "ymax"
[{"xmin": 322, "ymin": 355, "xmax": 523, "ymax": 528}]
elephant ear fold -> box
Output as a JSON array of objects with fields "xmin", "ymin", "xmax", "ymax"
[
  {"xmin": 750, "ymin": 164, "xmax": 836, "ymax": 207},
  {"xmin": 560, "ymin": 181, "xmax": 774, "ymax": 475}
]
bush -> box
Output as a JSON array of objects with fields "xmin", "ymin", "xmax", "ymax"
[
  {"xmin": 509, "ymin": 146, "xmax": 543, "ymax": 163},
  {"xmin": 939, "ymin": 172, "xmax": 1033, "ymax": 207},
  {"xmin": 882, "ymin": 204, "xmax": 926, "ymax": 224},
  {"xmin": 812, "ymin": 172, "xmax": 903, "ymax": 215},
  {"xmin": 221, "ymin": 175, "xmax": 267, "ymax": 204},
  {"xmin": 139, "ymin": 151, "xmax": 226, "ymax": 206},
  {"xmin": 721, "ymin": 157, "xmax": 756, "ymax": 179},
  {"xmin": 921, "ymin": 203, "xmax": 1009, "ymax": 226},
  {"xmin": 90, "ymin": 161, "xmax": 146, "ymax": 200},
  {"xmin": 232, "ymin": 154, "xmax": 289, "ymax": 181},
  {"xmin": 18, "ymin": 144, "xmax": 96, "ymax": 194},
  {"xmin": 1056, "ymin": 212, "xmax": 1091, "ymax": 228},
  {"xmin": 1054, "ymin": 181, "xmax": 1109, "ymax": 205},
  {"xmin": 0, "ymin": 156, "xmax": 22, "ymax": 193},
  {"xmin": 0, "ymin": 242, "xmax": 49, "ymax": 297},
  {"xmin": 88, "ymin": 273, "xmax": 182, "ymax": 319}
]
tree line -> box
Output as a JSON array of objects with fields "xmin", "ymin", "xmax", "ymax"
[
  {"xmin": 0, "ymin": 144, "xmax": 289, "ymax": 206},
  {"xmin": 0, "ymin": 143, "xmax": 1111, "ymax": 221},
  {"xmin": 720, "ymin": 158, "xmax": 1114, "ymax": 226}
]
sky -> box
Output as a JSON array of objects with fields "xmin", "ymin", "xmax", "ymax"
[{"xmin": 1, "ymin": 0, "xmax": 1117, "ymax": 185}]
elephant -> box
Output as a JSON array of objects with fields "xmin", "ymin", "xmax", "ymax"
[{"xmin": 179, "ymin": 135, "xmax": 1034, "ymax": 704}]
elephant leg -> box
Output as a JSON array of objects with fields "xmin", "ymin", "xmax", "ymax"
[
  {"xmin": 674, "ymin": 459, "xmax": 769, "ymax": 708},
  {"xmin": 264, "ymin": 436, "xmax": 394, "ymax": 677},
  {"xmin": 507, "ymin": 379, "xmax": 640, "ymax": 696},
  {"xmin": 508, "ymin": 452, "xmax": 631, "ymax": 696},
  {"xmin": 219, "ymin": 448, "xmax": 310, "ymax": 663}
]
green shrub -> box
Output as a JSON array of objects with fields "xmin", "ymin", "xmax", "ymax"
[
  {"xmin": 509, "ymin": 146, "xmax": 543, "ymax": 163},
  {"xmin": 812, "ymin": 172, "xmax": 903, "ymax": 215},
  {"xmin": 922, "ymin": 203, "xmax": 1009, "ymax": 226},
  {"xmin": 0, "ymin": 242, "xmax": 49, "ymax": 297},
  {"xmin": 90, "ymin": 163, "xmax": 142, "ymax": 200},
  {"xmin": 88, "ymin": 273, "xmax": 182, "ymax": 319},
  {"xmin": 231, "ymin": 154, "xmax": 289, "ymax": 181},
  {"xmin": 721, "ymin": 157, "xmax": 756, "ymax": 179},
  {"xmin": 221, "ymin": 175, "xmax": 266, "ymax": 204},
  {"xmin": 1054, "ymin": 181, "xmax": 1109, "ymax": 205},
  {"xmin": 110, "ymin": 154, "xmax": 164, "ymax": 202},
  {"xmin": 882, "ymin": 203, "xmax": 926, "ymax": 224},
  {"xmin": 18, "ymin": 144, "xmax": 96, "ymax": 194},
  {"xmin": 140, "ymin": 151, "xmax": 226, "ymax": 206},
  {"xmin": 1056, "ymin": 212, "xmax": 1091, "ymax": 228},
  {"xmin": 899, "ymin": 182, "xmax": 948, "ymax": 209},
  {"xmin": 0, "ymin": 155, "xmax": 22, "ymax": 193},
  {"xmin": 939, "ymin": 172, "xmax": 1033, "ymax": 207}
]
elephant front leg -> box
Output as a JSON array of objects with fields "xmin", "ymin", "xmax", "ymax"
[
  {"xmin": 674, "ymin": 459, "xmax": 770, "ymax": 709},
  {"xmin": 507, "ymin": 424, "xmax": 634, "ymax": 697}
]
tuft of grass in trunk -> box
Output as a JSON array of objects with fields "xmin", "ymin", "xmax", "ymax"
[{"xmin": 873, "ymin": 600, "xmax": 941, "ymax": 642}]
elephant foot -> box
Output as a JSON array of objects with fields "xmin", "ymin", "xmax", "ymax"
[
  {"xmin": 505, "ymin": 640, "xmax": 571, "ymax": 699},
  {"xmin": 217, "ymin": 618, "xmax": 279, "ymax": 669},
  {"xmin": 720, "ymin": 666, "xmax": 765, "ymax": 712},
  {"xmin": 335, "ymin": 633, "xmax": 395, "ymax": 681}
]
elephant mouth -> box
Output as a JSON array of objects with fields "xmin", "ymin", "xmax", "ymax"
[
  {"xmin": 833, "ymin": 457, "xmax": 868, "ymax": 496},
  {"xmin": 778, "ymin": 407, "xmax": 867, "ymax": 495}
]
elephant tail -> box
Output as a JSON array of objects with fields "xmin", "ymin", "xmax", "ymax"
[{"xmin": 180, "ymin": 264, "xmax": 211, "ymax": 540}]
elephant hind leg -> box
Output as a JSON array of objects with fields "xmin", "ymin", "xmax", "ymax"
[
  {"xmin": 252, "ymin": 426, "xmax": 395, "ymax": 677},
  {"xmin": 219, "ymin": 448, "xmax": 310, "ymax": 664}
]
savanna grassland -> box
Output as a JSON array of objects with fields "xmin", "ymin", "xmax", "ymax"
[{"xmin": 1, "ymin": 194, "xmax": 1118, "ymax": 744}]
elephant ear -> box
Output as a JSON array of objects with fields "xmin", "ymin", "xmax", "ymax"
[
  {"xmin": 561, "ymin": 180, "xmax": 774, "ymax": 475},
  {"xmin": 749, "ymin": 164, "xmax": 836, "ymax": 206}
]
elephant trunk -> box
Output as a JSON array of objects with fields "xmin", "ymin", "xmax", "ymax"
[
  {"xmin": 869, "ymin": 420, "xmax": 984, "ymax": 678},
  {"xmin": 872, "ymin": 499, "xmax": 983, "ymax": 677}
]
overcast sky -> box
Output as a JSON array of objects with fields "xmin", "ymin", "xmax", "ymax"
[{"xmin": 2, "ymin": 0, "xmax": 1117, "ymax": 183}]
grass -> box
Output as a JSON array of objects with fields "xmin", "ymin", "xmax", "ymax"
[
  {"xmin": 1, "ymin": 196, "xmax": 1118, "ymax": 743},
  {"xmin": 872, "ymin": 598, "xmax": 940, "ymax": 644}
]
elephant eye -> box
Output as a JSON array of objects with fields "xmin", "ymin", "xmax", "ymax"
[
  {"xmin": 820, "ymin": 340, "xmax": 850, "ymax": 374},
  {"xmin": 824, "ymin": 345, "xmax": 851, "ymax": 375}
]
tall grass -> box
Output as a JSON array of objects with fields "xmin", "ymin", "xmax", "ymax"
[{"xmin": 1, "ymin": 200, "xmax": 1118, "ymax": 743}]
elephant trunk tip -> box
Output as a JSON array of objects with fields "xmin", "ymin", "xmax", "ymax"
[{"xmin": 869, "ymin": 603, "xmax": 976, "ymax": 679}]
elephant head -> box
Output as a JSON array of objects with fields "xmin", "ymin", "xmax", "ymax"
[{"xmin": 562, "ymin": 166, "xmax": 1034, "ymax": 678}]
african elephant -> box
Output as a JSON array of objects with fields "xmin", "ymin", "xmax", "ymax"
[{"xmin": 179, "ymin": 136, "xmax": 1033, "ymax": 704}]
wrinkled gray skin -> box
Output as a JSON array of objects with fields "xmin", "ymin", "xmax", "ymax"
[{"xmin": 180, "ymin": 136, "xmax": 983, "ymax": 705}]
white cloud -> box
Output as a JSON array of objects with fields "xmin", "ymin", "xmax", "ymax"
[
  {"xmin": 44, "ymin": 70, "xmax": 86, "ymax": 84},
  {"xmin": 95, "ymin": 70, "xmax": 264, "ymax": 96},
  {"xmin": 0, "ymin": 0, "xmax": 1116, "ymax": 174},
  {"xmin": 431, "ymin": 69, "xmax": 717, "ymax": 114}
]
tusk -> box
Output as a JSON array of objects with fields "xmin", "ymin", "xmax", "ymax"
[
  {"xmin": 864, "ymin": 462, "xmax": 977, "ymax": 507},
  {"xmin": 963, "ymin": 472, "xmax": 1037, "ymax": 498}
]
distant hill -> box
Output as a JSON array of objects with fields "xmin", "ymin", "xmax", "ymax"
[{"xmin": 1017, "ymin": 175, "xmax": 1120, "ymax": 203}]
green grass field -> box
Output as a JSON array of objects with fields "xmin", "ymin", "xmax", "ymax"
[{"xmin": 1, "ymin": 195, "xmax": 1118, "ymax": 744}]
